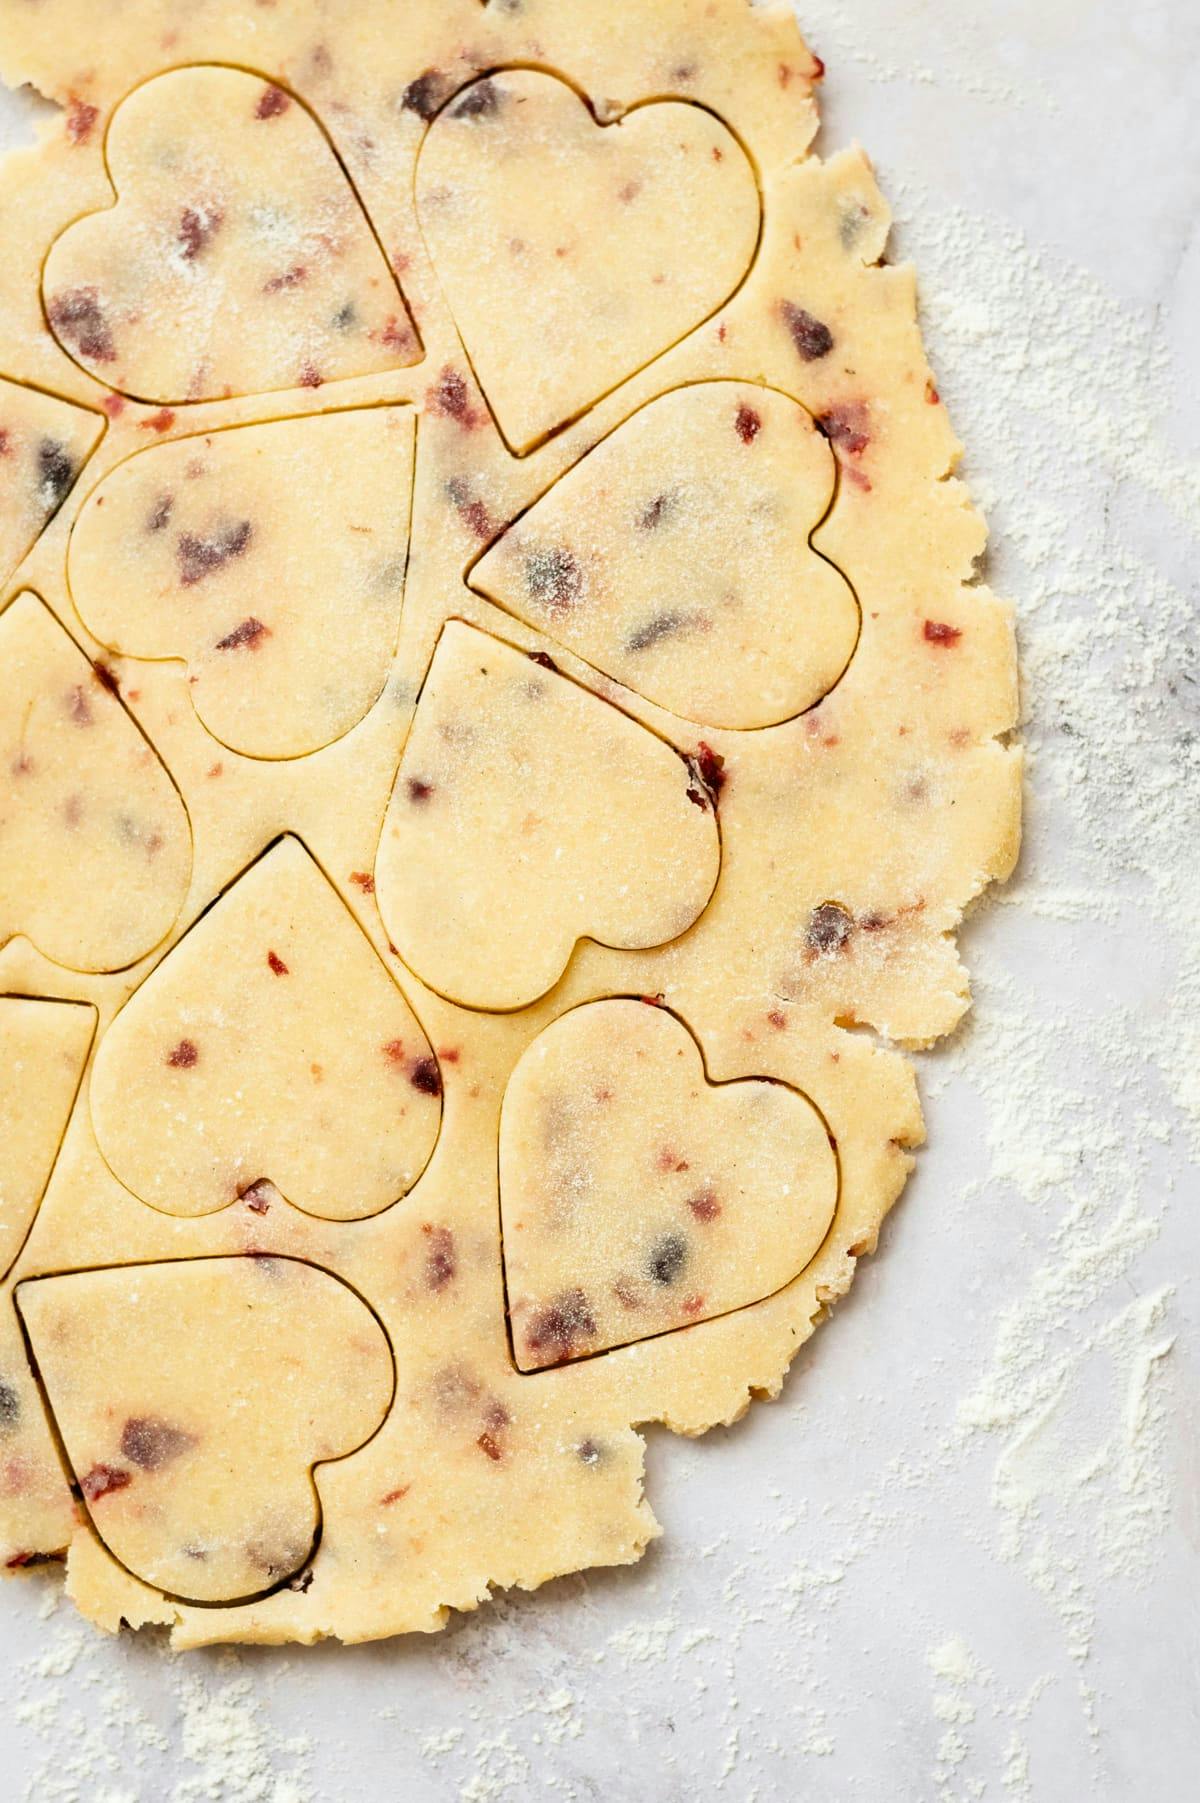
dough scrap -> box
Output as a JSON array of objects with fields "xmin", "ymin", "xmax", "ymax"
[
  {"xmin": 471, "ymin": 381, "xmax": 859, "ymax": 727},
  {"xmin": 0, "ymin": 591, "xmax": 191, "ymax": 972},
  {"xmin": 0, "ymin": 0, "xmax": 1019, "ymax": 1649},
  {"xmin": 68, "ymin": 406, "xmax": 416, "ymax": 758},
  {"xmin": 43, "ymin": 65, "xmax": 419, "ymax": 402},
  {"xmin": 0, "ymin": 997, "xmax": 94, "ymax": 1280},
  {"xmin": 18, "ymin": 1256, "xmax": 394, "ymax": 1601},
  {"xmin": 500, "ymin": 999, "xmax": 838, "ymax": 1369},
  {"xmin": 417, "ymin": 69, "xmax": 760, "ymax": 452},
  {"xmin": 89, "ymin": 837, "xmax": 442, "ymax": 1220},
  {"xmin": 375, "ymin": 621, "xmax": 720, "ymax": 1011},
  {"xmin": 0, "ymin": 378, "xmax": 103, "ymax": 586}
]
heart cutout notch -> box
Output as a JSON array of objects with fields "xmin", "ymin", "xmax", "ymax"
[{"xmin": 44, "ymin": 65, "xmax": 420, "ymax": 403}]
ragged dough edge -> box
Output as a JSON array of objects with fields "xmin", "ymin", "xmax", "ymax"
[
  {"xmin": 0, "ymin": 1, "xmax": 823, "ymax": 152},
  {"xmin": 481, "ymin": 141, "xmax": 1022, "ymax": 1055},
  {"xmin": 499, "ymin": 130, "xmax": 1021, "ymax": 1430},
  {"xmin": 65, "ymin": 1531, "xmax": 177, "ymax": 1635},
  {"xmin": 40, "ymin": 1026, "xmax": 918, "ymax": 1648},
  {"xmin": 804, "ymin": 147, "xmax": 1021, "ymax": 1046},
  {"xmin": 63, "ymin": 1430, "xmax": 662, "ymax": 1650},
  {"xmin": 632, "ymin": 1040, "xmax": 926, "ymax": 1436},
  {"xmin": 63, "ymin": 1530, "xmax": 448, "ymax": 1647},
  {"xmin": 879, "ymin": 736, "xmax": 1024, "ymax": 1052}
]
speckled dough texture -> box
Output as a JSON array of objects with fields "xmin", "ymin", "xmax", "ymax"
[{"xmin": 0, "ymin": 0, "xmax": 1019, "ymax": 1648}]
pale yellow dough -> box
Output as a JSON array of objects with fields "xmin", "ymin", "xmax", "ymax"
[
  {"xmin": 0, "ymin": 997, "xmax": 94, "ymax": 1280},
  {"xmin": 44, "ymin": 65, "xmax": 419, "ymax": 402},
  {"xmin": 0, "ymin": 592, "xmax": 191, "ymax": 972},
  {"xmin": 69, "ymin": 406, "xmax": 416, "ymax": 758},
  {"xmin": 472, "ymin": 380, "xmax": 859, "ymax": 727},
  {"xmin": 89, "ymin": 837, "xmax": 442, "ymax": 1221},
  {"xmin": 0, "ymin": 377, "xmax": 102, "ymax": 587},
  {"xmin": 500, "ymin": 999, "xmax": 838, "ymax": 1368},
  {"xmin": 17, "ymin": 1257, "xmax": 394, "ymax": 1601},
  {"xmin": 417, "ymin": 69, "xmax": 761, "ymax": 453},
  {"xmin": 0, "ymin": 0, "xmax": 1019, "ymax": 1649},
  {"xmin": 375, "ymin": 620, "xmax": 720, "ymax": 1011}
]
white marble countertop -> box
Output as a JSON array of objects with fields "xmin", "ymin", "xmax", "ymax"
[{"xmin": 0, "ymin": 2, "xmax": 1196, "ymax": 1797}]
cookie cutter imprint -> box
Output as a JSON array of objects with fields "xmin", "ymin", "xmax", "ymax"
[
  {"xmin": 65, "ymin": 403, "xmax": 420, "ymax": 760},
  {"xmin": 0, "ymin": 588, "xmax": 194, "ymax": 973},
  {"xmin": 0, "ymin": 994, "xmax": 97, "ymax": 1282},
  {"xmin": 87, "ymin": 833, "xmax": 445, "ymax": 1223},
  {"xmin": 416, "ymin": 65, "xmax": 760, "ymax": 457},
  {"xmin": 41, "ymin": 63, "xmax": 422, "ymax": 403},
  {"xmin": 15, "ymin": 1254, "xmax": 397, "ymax": 1606},
  {"xmin": 497, "ymin": 995, "xmax": 843, "ymax": 1372},
  {"xmin": 0, "ymin": 0, "xmax": 1020, "ymax": 1649},
  {"xmin": 0, "ymin": 374, "xmax": 106, "ymax": 585},
  {"xmin": 373, "ymin": 616, "xmax": 724, "ymax": 1013},
  {"xmin": 459, "ymin": 376, "xmax": 861, "ymax": 735}
]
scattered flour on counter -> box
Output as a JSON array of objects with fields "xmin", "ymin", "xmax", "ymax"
[
  {"xmin": 458, "ymin": 1737, "xmax": 528, "ymax": 1802},
  {"xmin": 11, "ymin": 1594, "xmax": 315, "ymax": 1803},
  {"xmin": 778, "ymin": 1558, "xmax": 846, "ymax": 1618},
  {"xmin": 809, "ymin": 0, "xmax": 1059, "ymax": 111},
  {"xmin": 419, "ymin": 1726, "xmax": 465, "ymax": 1760},
  {"xmin": 902, "ymin": 184, "xmax": 1194, "ymax": 1666},
  {"xmin": 173, "ymin": 1666, "xmax": 314, "ymax": 1803},
  {"xmin": 604, "ymin": 1616, "xmax": 678, "ymax": 1666},
  {"xmin": 928, "ymin": 1638, "xmax": 984, "ymax": 1798},
  {"xmin": 925, "ymin": 1639, "xmax": 1054, "ymax": 1802},
  {"xmin": 871, "ymin": 158, "xmax": 1196, "ymax": 1793}
]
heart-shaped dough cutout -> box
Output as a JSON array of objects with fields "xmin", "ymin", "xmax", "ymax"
[
  {"xmin": 90, "ymin": 837, "xmax": 441, "ymax": 1220},
  {"xmin": 500, "ymin": 999, "xmax": 838, "ymax": 1369},
  {"xmin": 69, "ymin": 407, "xmax": 416, "ymax": 759},
  {"xmin": 0, "ymin": 997, "xmax": 95, "ymax": 1281},
  {"xmin": 43, "ymin": 66, "xmax": 419, "ymax": 403},
  {"xmin": 417, "ymin": 70, "xmax": 759, "ymax": 452},
  {"xmin": 0, "ymin": 592, "xmax": 191, "ymax": 972},
  {"xmin": 472, "ymin": 382, "xmax": 860, "ymax": 727},
  {"xmin": 374, "ymin": 623, "xmax": 720, "ymax": 1011},
  {"xmin": 17, "ymin": 1257, "xmax": 393, "ymax": 1602},
  {"xmin": 0, "ymin": 378, "xmax": 103, "ymax": 586}
]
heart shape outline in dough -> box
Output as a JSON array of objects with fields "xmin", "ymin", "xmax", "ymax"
[
  {"xmin": 16, "ymin": 1255, "xmax": 395, "ymax": 1604},
  {"xmin": 373, "ymin": 620, "xmax": 721, "ymax": 1013},
  {"xmin": 67, "ymin": 404, "xmax": 418, "ymax": 761},
  {"xmin": 0, "ymin": 375, "xmax": 105, "ymax": 590},
  {"xmin": 499, "ymin": 997, "xmax": 841, "ymax": 1370},
  {"xmin": 416, "ymin": 68, "xmax": 762, "ymax": 453},
  {"xmin": 42, "ymin": 64, "xmax": 421, "ymax": 404},
  {"xmin": 89, "ymin": 835, "xmax": 444, "ymax": 1222},
  {"xmin": 468, "ymin": 379, "xmax": 862, "ymax": 729}
]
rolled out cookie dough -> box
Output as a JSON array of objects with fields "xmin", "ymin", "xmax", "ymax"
[{"xmin": 0, "ymin": 0, "xmax": 1018, "ymax": 1649}]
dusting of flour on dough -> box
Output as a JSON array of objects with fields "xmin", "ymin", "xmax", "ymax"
[{"xmin": 1, "ymin": 10, "xmax": 1194, "ymax": 1799}]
